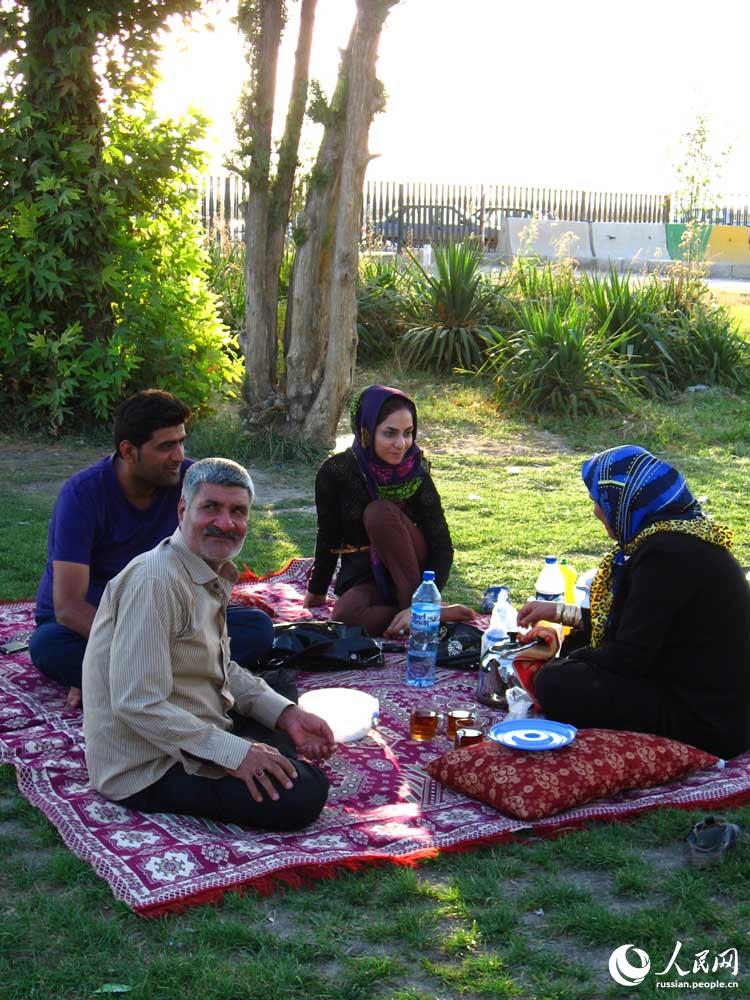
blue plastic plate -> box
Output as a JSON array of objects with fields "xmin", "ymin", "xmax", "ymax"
[{"xmin": 488, "ymin": 719, "xmax": 577, "ymax": 751}]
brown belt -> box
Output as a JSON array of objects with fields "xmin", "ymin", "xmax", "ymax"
[{"xmin": 329, "ymin": 544, "xmax": 370, "ymax": 555}]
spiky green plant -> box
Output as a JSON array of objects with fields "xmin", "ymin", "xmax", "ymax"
[
  {"xmin": 484, "ymin": 301, "xmax": 639, "ymax": 417},
  {"xmin": 667, "ymin": 307, "xmax": 750, "ymax": 391},
  {"xmin": 356, "ymin": 254, "xmax": 411, "ymax": 362},
  {"xmin": 400, "ymin": 241, "xmax": 496, "ymax": 371}
]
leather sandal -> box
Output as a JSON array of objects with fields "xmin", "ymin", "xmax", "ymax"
[{"xmin": 686, "ymin": 815, "xmax": 741, "ymax": 867}]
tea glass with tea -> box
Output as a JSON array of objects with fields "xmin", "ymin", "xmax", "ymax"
[
  {"xmin": 445, "ymin": 708, "xmax": 476, "ymax": 740},
  {"xmin": 454, "ymin": 727, "xmax": 484, "ymax": 749},
  {"xmin": 409, "ymin": 706, "xmax": 440, "ymax": 741}
]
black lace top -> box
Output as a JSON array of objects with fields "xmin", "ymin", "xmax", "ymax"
[{"xmin": 307, "ymin": 448, "xmax": 454, "ymax": 598}]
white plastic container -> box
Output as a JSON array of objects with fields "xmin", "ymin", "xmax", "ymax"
[
  {"xmin": 574, "ymin": 568, "xmax": 597, "ymax": 609},
  {"xmin": 297, "ymin": 688, "xmax": 379, "ymax": 743},
  {"xmin": 535, "ymin": 556, "xmax": 565, "ymax": 603},
  {"xmin": 481, "ymin": 586, "xmax": 516, "ymax": 658}
]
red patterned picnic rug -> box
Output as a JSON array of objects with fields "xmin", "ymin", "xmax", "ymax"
[{"xmin": 2, "ymin": 560, "xmax": 750, "ymax": 917}]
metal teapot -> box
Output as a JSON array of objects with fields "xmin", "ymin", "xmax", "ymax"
[{"xmin": 476, "ymin": 633, "xmax": 546, "ymax": 709}]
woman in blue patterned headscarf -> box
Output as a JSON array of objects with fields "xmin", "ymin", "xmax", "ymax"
[
  {"xmin": 580, "ymin": 446, "xmax": 727, "ymax": 647},
  {"xmin": 516, "ymin": 445, "xmax": 750, "ymax": 758}
]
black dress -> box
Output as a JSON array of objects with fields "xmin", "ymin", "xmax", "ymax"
[
  {"xmin": 535, "ymin": 531, "xmax": 750, "ymax": 758},
  {"xmin": 307, "ymin": 448, "xmax": 454, "ymax": 598}
]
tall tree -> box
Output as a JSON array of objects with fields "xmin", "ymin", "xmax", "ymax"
[
  {"xmin": 0, "ymin": 2, "xmax": 238, "ymax": 430},
  {"xmin": 236, "ymin": 0, "xmax": 397, "ymax": 446},
  {"xmin": 234, "ymin": 0, "xmax": 318, "ymax": 408}
]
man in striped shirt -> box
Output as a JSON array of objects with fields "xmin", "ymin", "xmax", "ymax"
[{"xmin": 83, "ymin": 458, "xmax": 335, "ymax": 830}]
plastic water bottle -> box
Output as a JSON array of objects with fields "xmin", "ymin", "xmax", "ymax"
[
  {"xmin": 406, "ymin": 571, "xmax": 441, "ymax": 687},
  {"xmin": 535, "ymin": 556, "xmax": 565, "ymax": 603},
  {"xmin": 481, "ymin": 586, "xmax": 516, "ymax": 658}
]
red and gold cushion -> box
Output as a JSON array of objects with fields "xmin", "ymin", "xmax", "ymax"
[{"xmin": 424, "ymin": 728, "xmax": 719, "ymax": 820}]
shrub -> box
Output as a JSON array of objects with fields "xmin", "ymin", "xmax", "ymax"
[
  {"xmin": 667, "ymin": 307, "xmax": 750, "ymax": 391},
  {"xmin": 400, "ymin": 241, "xmax": 497, "ymax": 371},
  {"xmin": 205, "ymin": 234, "xmax": 247, "ymax": 338},
  {"xmin": 579, "ymin": 267, "xmax": 674, "ymax": 395},
  {"xmin": 356, "ymin": 254, "xmax": 411, "ymax": 362},
  {"xmin": 0, "ymin": 4, "xmax": 236, "ymax": 433},
  {"xmin": 483, "ymin": 300, "xmax": 638, "ymax": 417}
]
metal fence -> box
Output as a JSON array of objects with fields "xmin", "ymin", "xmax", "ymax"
[
  {"xmin": 676, "ymin": 205, "xmax": 750, "ymax": 226},
  {"xmin": 198, "ymin": 175, "xmax": 750, "ymax": 245}
]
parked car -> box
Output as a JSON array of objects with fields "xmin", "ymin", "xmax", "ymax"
[
  {"xmin": 469, "ymin": 206, "xmax": 533, "ymax": 250},
  {"xmin": 370, "ymin": 204, "xmax": 499, "ymax": 249}
]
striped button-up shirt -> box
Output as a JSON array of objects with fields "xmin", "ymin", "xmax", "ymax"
[{"xmin": 82, "ymin": 528, "xmax": 291, "ymax": 800}]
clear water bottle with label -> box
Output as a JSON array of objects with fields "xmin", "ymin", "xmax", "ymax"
[
  {"xmin": 535, "ymin": 556, "xmax": 565, "ymax": 603},
  {"xmin": 406, "ymin": 571, "xmax": 441, "ymax": 687}
]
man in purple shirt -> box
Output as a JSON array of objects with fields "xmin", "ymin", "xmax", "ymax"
[{"xmin": 30, "ymin": 390, "xmax": 273, "ymax": 708}]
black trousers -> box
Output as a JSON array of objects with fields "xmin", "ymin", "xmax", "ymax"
[
  {"xmin": 535, "ymin": 658, "xmax": 661, "ymax": 734},
  {"xmin": 118, "ymin": 690, "xmax": 329, "ymax": 831},
  {"xmin": 31, "ymin": 605, "xmax": 274, "ymax": 690},
  {"xmin": 534, "ymin": 657, "xmax": 735, "ymax": 757}
]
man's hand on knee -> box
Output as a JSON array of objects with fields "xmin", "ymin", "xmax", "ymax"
[{"xmin": 227, "ymin": 744, "xmax": 298, "ymax": 803}]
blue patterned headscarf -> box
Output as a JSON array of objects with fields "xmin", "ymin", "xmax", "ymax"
[
  {"xmin": 581, "ymin": 446, "xmax": 736, "ymax": 647},
  {"xmin": 582, "ymin": 445, "xmax": 701, "ymax": 547}
]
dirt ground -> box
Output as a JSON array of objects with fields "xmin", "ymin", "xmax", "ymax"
[
  {"xmin": 0, "ymin": 421, "xmax": 571, "ymax": 507},
  {"xmin": 0, "ymin": 434, "xmax": 313, "ymax": 507}
]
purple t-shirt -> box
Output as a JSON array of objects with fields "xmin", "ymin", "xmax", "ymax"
[{"xmin": 35, "ymin": 455, "xmax": 192, "ymax": 620}]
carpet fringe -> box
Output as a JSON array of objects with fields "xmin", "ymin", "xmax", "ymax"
[{"xmin": 135, "ymin": 788, "xmax": 750, "ymax": 918}]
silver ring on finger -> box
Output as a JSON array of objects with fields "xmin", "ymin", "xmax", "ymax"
[{"xmin": 254, "ymin": 768, "xmax": 264, "ymax": 777}]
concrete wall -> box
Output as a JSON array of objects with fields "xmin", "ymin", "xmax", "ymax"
[
  {"xmin": 705, "ymin": 225, "xmax": 750, "ymax": 264},
  {"xmin": 590, "ymin": 222, "xmax": 669, "ymax": 263},
  {"xmin": 507, "ymin": 218, "xmax": 594, "ymax": 261}
]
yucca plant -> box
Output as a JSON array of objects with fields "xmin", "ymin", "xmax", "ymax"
[
  {"xmin": 400, "ymin": 241, "xmax": 496, "ymax": 371},
  {"xmin": 504, "ymin": 258, "xmax": 579, "ymax": 313},
  {"xmin": 581, "ymin": 268, "xmax": 682, "ymax": 395},
  {"xmin": 667, "ymin": 307, "xmax": 750, "ymax": 391},
  {"xmin": 484, "ymin": 300, "xmax": 639, "ymax": 417},
  {"xmin": 581, "ymin": 267, "xmax": 642, "ymax": 338},
  {"xmin": 356, "ymin": 254, "xmax": 411, "ymax": 361}
]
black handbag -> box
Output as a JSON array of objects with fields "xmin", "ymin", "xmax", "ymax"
[
  {"xmin": 434, "ymin": 621, "xmax": 484, "ymax": 671},
  {"xmin": 265, "ymin": 621, "xmax": 385, "ymax": 672}
]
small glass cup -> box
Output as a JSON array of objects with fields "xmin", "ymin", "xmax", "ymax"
[
  {"xmin": 409, "ymin": 707, "xmax": 440, "ymax": 741},
  {"xmin": 455, "ymin": 727, "xmax": 484, "ymax": 749},
  {"xmin": 446, "ymin": 708, "xmax": 476, "ymax": 740}
]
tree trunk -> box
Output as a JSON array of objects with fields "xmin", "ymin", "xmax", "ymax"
[
  {"xmin": 283, "ymin": 43, "xmax": 351, "ymax": 429},
  {"xmin": 265, "ymin": 0, "xmax": 317, "ymax": 366},
  {"xmin": 285, "ymin": 0, "xmax": 394, "ymax": 445},
  {"xmin": 239, "ymin": 0, "xmax": 284, "ymax": 409}
]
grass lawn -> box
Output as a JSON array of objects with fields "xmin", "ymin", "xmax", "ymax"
[
  {"xmin": 716, "ymin": 288, "xmax": 750, "ymax": 338},
  {"xmin": 1, "ymin": 370, "xmax": 749, "ymax": 1000}
]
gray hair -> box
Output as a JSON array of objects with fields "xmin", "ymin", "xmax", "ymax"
[{"xmin": 181, "ymin": 458, "xmax": 255, "ymax": 507}]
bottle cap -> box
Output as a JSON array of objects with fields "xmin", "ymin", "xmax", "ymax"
[
  {"xmin": 423, "ymin": 570, "xmax": 435, "ymax": 581},
  {"xmin": 544, "ymin": 556, "xmax": 557, "ymax": 564}
]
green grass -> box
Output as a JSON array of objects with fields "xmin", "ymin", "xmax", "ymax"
[
  {"xmin": 1, "ymin": 370, "xmax": 750, "ymax": 999},
  {"xmin": 716, "ymin": 288, "xmax": 750, "ymax": 337}
]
